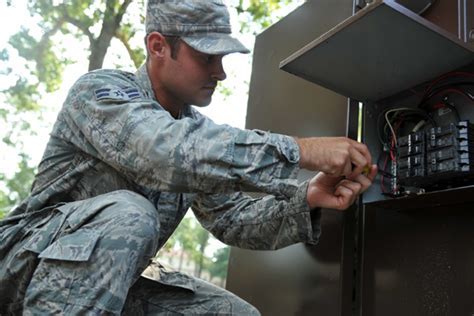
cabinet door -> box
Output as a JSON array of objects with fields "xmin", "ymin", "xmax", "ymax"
[
  {"xmin": 360, "ymin": 202, "xmax": 474, "ymax": 316},
  {"xmin": 226, "ymin": 1, "xmax": 354, "ymax": 315}
]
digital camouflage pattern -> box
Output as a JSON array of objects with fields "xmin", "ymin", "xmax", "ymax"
[
  {"xmin": 146, "ymin": 0, "xmax": 250, "ymax": 55},
  {"xmin": 0, "ymin": 63, "xmax": 322, "ymax": 314}
]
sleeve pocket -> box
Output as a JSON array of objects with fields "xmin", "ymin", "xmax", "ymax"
[{"xmin": 36, "ymin": 229, "xmax": 100, "ymax": 262}]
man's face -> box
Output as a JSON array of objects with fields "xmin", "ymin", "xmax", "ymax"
[{"xmin": 158, "ymin": 40, "xmax": 227, "ymax": 108}]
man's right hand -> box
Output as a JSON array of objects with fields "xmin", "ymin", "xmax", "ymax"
[{"xmin": 295, "ymin": 137, "xmax": 372, "ymax": 179}]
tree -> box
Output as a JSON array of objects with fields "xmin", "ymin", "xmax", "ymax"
[
  {"xmin": 194, "ymin": 228, "xmax": 210, "ymax": 278},
  {"xmin": 235, "ymin": 0, "xmax": 296, "ymax": 33},
  {"xmin": 168, "ymin": 217, "xmax": 197, "ymax": 271},
  {"xmin": 208, "ymin": 247, "xmax": 231, "ymax": 287}
]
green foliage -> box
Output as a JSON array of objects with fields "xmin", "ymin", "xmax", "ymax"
[
  {"xmin": 2, "ymin": 78, "xmax": 40, "ymax": 112},
  {"xmin": 234, "ymin": 0, "xmax": 295, "ymax": 33},
  {"xmin": 216, "ymin": 81, "xmax": 233, "ymax": 100},
  {"xmin": 208, "ymin": 246, "xmax": 231, "ymax": 281},
  {"xmin": 170, "ymin": 217, "xmax": 197, "ymax": 251},
  {"xmin": 0, "ymin": 153, "xmax": 36, "ymax": 213},
  {"xmin": 0, "ymin": 48, "xmax": 9, "ymax": 61},
  {"xmin": 164, "ymin": 215, "xmax": 228, "ymax": 282},
  {"xmin": 0, "ymin": 209, "xmax": 8, "ymax": 219},
  {"xmin": 116, "ymin": 22, "xmax": 146, "ymax": 68},
  {"xmin": 1, "ymin": 0, "xmax": 140, "ymax": 213}
]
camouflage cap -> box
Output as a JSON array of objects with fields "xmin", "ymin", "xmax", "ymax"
[{"xmin": 146, "ymin": 0, "xmax": 250, "ymax": 55}]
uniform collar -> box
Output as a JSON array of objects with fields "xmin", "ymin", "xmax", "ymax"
[{"xmin": 135, "ymin": 64, "xmax": 155, "ymax": 101}]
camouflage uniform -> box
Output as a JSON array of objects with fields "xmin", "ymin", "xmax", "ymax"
[{"xmin": 0, "ymin": 1, "xmax": 322, "ymax": 315}]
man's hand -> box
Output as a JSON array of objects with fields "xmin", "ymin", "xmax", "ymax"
[
  {"xmin": 306, "ymin": 165, "xmax": 377, "ymax": 210},
  {"xmin": 295, "ymin": 137, "xmax": 372, "ymax": 179}
]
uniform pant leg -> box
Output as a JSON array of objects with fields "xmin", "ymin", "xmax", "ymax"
[
  {"xmin": 22, "ymin": 190, "xmax": 160, "ymax": 315},
  {"xmin": 122, "ymin": 274, "xmax": 260, "ymax": 315}
]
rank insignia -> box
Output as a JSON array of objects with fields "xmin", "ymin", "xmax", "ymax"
[{"xmin": 94, "ymin": 87, "xmax": 141, "ymax": 101}]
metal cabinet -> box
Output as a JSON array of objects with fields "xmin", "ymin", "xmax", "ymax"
[{"xmin": 227, "ymin": 0, "xmax": 474, "ymax": 315}]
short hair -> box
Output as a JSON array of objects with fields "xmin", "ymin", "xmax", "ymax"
[
  {"xmin": 145, "ymin": 34, "xmax": 182, "ymax": 60},
  {"xmin": 164, "ymin": 36, "xmax": 181, "ymax": 59}
]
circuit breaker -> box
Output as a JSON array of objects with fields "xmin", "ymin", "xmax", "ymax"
[{"xmin": 396, "ymin": 120, "xmax": 474, "ymax": 193}]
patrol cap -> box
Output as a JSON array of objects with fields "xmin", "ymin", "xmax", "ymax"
[{"xmin": 146, "ymin": 0, "xmax": 250, "ymax": 55}]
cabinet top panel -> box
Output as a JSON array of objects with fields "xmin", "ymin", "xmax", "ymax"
[{"xmin": 280, "ymin": 0, "xmax": 474, "ymax": 102}]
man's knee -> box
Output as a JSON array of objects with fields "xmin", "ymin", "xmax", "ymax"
[
  {"xmin": 112, "ymin": 190, "xmax": 157, "ymax": 218},
  {"xmin": 97, "ymin": 190, "xmax": 159, "ymax": 240},
  {"xmin": 191, "ymin": 278, "xmax": 261, "ymax": 315},
  {"xmin": 226, "ymin": 294, "xmax": 260, "ymax": 316},
  {"xmin": 60, "ymin": 190, "xmax": 160, "ymax": 260}
]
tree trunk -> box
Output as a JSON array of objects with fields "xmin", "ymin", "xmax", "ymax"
[
  {"xmin": 178, "ymin": 249, "xmax": 184, "ymax": 271},
  {"xmin": 87, "ymin": 0, "xmax": 133, "ymax": 71},
  {"xmin": 88, "ymin": 38, "xmax": 112, "ymax": 71}
]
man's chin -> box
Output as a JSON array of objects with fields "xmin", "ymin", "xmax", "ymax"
[{"xmin": 192, "ymin": 97, "xmax": 213, "ymax": 107}]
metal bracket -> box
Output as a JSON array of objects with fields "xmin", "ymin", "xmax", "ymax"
[{"xmin": 460, "ymin": 0, "xmax": 474, "ymax": 43}]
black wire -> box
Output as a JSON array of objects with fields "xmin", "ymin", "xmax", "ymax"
[{"xmin": 441, "ymin": 99, "xmax": 462, "ymax": 122}]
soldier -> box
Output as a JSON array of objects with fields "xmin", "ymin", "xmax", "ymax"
[{"xmin": 0, "ymin": 0, "xmax": 377, "ymax": 315}]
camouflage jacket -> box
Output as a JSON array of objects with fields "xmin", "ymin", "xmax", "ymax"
[{"xmin": 4, "ymin": 64, "xmax": 321, "ymax": 251}]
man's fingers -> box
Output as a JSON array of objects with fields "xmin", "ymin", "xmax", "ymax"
[
  {"xmin": 367, "ymin": 164, "xmax": 378, "ymax": 182},
  {"xmin": 335, "ymin": 180, "xmax": 362, "ymax": 207},
  {"xmin": 350, "ymin": 139, "xmax": 372, "ymax": 166},
  {"xmin": 296, "ymin": 136, "xmax": 373, "ymax": 178},
  {"xmin": 348, "ymin": 146, "xmax": 369, "ymax": 178},
  {"xmin": 348, "ymin": 164, "xmax": 377, "ymax": 194},
  {"xmin": 352, "ymin": 173, "xmax": 372, "ymax": 193},
  {"xmin": 333, "ymin": 185, "xmax": 354, "ymax": 209},
  {"xmin": 337, "ymin": 180, "xmax": 362, "ymax": 195}
]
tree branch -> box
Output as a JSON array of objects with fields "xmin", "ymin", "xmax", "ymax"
[
  {"xmin": 62, "ymin": 15, "xmax": 95, "ymax": 44},
  {"xmin": 116, "ymin": 0, "xmax": 133, "ymax": 27},
  {"xmin": 88, "ymin": 0, "xmax": 133, "ymax": 70},
  {"xmin": 116, "ymin": 29, "xmax": 142, "ymax": 68},
  {"xmin": 39, "ymin": 20, "xmax": 64, "ymax": 46}
]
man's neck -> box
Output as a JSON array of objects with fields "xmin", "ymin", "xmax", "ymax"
[
  {"xmin": 155, "ymin": 94, "xmax": 183, "ymax": 119},
  {"xmin": 146, "ymin": 62, "xmax": 184, "ymax": 119}
]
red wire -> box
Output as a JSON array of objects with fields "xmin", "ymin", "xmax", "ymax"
[
  {"xmin": 432, "ymin": 102, "xmax": 445, "ymax": 109},
  {"xmin": 424, "ymin": 72, "xmax": 474, "ymax": 95},
  {"xmin": 428, "ymin": 88, "xmax": 474, "ymax": 105},
  {"xmin": 380, "ymin": 153, "xmax": 389, "ymax": 194}
]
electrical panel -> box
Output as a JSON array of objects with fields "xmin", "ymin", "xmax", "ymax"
[
  {"xmin": 377, "ymin": 74, "xmax": 474, "ymax": 197},
  {"xmin": 279, "ymin": 1, "xmax": 474, "ymax": 204}
]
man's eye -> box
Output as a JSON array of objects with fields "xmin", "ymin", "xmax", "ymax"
[{"xmin": 203, "ymin": 55, "xmax": 213, "ymax": 63}]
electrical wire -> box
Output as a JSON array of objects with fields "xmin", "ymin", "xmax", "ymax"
[
  {"xmin": 421, "ymin": 81, "xmax": 474, "ymax": 103},
  {"xmin": 383, "ymin": 107, "xmax": 428, "ymax": 146},
  {"xmin": 377, "ymin": 72, "xmax": 474, "ymax": 196},
  {"xmin": 423, "ymin": 72, "xmax": 474, "ymax": 95}
]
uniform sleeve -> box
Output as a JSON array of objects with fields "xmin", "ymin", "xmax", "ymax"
[
  {"xmin": 57, "ymin": 71, "xmax": 300, "ymax": 198},
  {"xmin": 191, "ymin": 181, "xmax": 322, "ymax": 250}
]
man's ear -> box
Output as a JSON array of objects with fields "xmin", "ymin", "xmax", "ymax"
[{"xmin": 146, "ymin": 32, "xmax": 166, "ymax": 58}]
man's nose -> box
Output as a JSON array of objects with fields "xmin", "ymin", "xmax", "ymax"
[{"xmin": 211, "ymin": 60, "xmax": 227, "ymax": 81}]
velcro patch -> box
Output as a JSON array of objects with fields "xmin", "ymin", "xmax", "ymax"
[{"xmin": 94, "ymin": 87, "xmax": 141, "ymax": 101}]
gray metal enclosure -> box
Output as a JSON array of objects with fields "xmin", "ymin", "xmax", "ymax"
[{"xmin": 226, "ymin": 0, "xmax": 474, "ymax": 315}]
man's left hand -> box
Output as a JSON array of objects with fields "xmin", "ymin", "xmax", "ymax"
[{"xmin": 306, "ymin": 164, "xmax": 377, "ymax": 210}]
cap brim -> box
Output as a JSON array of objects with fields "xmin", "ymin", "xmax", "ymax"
[{"xmin": 181, "ymin": 33, "xmax": 250, "ymax": 55}]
